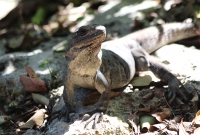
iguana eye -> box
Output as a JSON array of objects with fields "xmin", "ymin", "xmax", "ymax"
[{"xmin": 78, "ymin": 27, "xmax": 89, "ymax": 36}]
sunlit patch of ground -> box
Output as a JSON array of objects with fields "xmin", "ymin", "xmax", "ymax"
[{"xmin": 0, "ymin": 0, "xmax": 17, "ymax": 20}]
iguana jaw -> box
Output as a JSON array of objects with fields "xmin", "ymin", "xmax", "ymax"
[
  {"xmin": 66, "ymin": 25, "xmax": 106, "ymax": 59},
  {"xmin": 71, "ymin": 25, "xmax": 106, "ymax": 50}
]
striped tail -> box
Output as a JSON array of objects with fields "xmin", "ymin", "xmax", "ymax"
[{"xmin": 122, "ymin": 22, "xmax": 199, "ymax": 53}]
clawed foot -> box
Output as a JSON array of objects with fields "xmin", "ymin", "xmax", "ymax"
[
  {"xmin": 147, "ymin": 59, "xmax": 191, "ymax": 105},
  {"xmin": 48, "ymin": 104, "xmax": 75, "ymax": 123},
  {"xmin": 165, "ymin": 78, "xmax": 190, "ymax": 105},
  {"xmin": 81, "ymin": 112, "xmax": 103, "ymax": 129},
  {"xmin": 48, "ymin": 102, "xmax": 104, "ymax": 129}
]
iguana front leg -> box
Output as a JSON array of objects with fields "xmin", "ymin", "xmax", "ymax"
[
  {"xmin": 149, "ymin": 59, "xmax": 190, "ymax": 103},
  {"xmin": 61, "ymin": 70, "xmax": 75, "ymax": 121},
  {"xmin": 94, "ymin": 69, "xmax": 111, "ymax": 111},
  {"xmin": 132, "ymin": 48, "xmax": 188, "ymax": 104},
  {"xmin": 48, "ymin": 68, "xmax": 75, "ymax": 122},
  {"xmin": 81, "ymin": 69, "xmax": 111, "ymax": 128}
]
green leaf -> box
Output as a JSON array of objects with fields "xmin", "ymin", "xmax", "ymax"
[
  {"xmin": 87, "ymin": 10, "xmax": 94, "ymax": 15},
  {"xmin": 39, "ymin": 60, "xmax": 49, "ymax": 68},
  {"xmin": 32, "ymin": 93, "xmax": 49, "ymax": 106},
  {"xmin": 130, "ymin": 75, "xmax": 152, "ymax": 86},
  {"xmin": 51, "ymin": 71, "xmax": 58, "ymax": 77},
  {"xmin": 76, "ymin": 16, "xmax": 84, "ymax": 22},
  {"xmin": 31, "ymin": 7, "xmax": 46, "ymax": 25}
]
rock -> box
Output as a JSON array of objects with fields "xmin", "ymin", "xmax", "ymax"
[
  {"xmin": 23, "ymin": 129, "xmax": 42, "ymax": 135},
  {"xmin": 0, "ymin": 38, "xmax": 66, "ymax": 110}
]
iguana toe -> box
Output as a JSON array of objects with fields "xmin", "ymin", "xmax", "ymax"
[
  {"xmin": 49, "ymin": 104, "xmax": 75, "ymax": 123},
  {"xmin": 81, "ymin": 112, "xmax": 103, "ymax": 129},
  {"xmin": 167, "ymin": 79, "xmax": 189, "ymax": 104}
]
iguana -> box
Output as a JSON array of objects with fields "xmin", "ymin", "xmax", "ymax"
[{"xmin": 60, "ymin": 22, "xmax": 199, "ymax": 124}]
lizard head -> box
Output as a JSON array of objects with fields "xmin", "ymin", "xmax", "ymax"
[
  {"xmin": 66, "ymin": 25, "xmax": 106, "ymax": 56},
  {"xmin": 71, "ymin": 24, "xmax": 106, "ymax": 48}
]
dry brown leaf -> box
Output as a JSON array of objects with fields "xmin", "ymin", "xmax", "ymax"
[
  {"xmin": 83, "ymin": 91, "xmax": 100, "ymax": 106},
  {"xmin": 20, "ymin": 67, "xmax": 47, "ymax": 92},
  {"xmin": 138, "ymin": 108, "xmax": 151, "ymax": 112},
  {"xmin": 142, "ymin": 92, "xmax": 154, "ymax": 101},
  {"xmin": 191, "ymin": 90, "xmax": 199, "ymax": 113},
  {"xmin": 163, "ymin": 129, "xmax": 178, "ymax": 135},
  {"xmin": 163, "ymin": 119, "xmax": 179, "ymax": 131},
  {"xmin": 20, "ymin": 109, "xmax": 46, "ymax": 129},
  {"xmin": 191, "ymin": 91, "xmax": 198, "ymax": 103},
  {"xmin": 25, "ymin": 67, "xmax": 38, "ymax": 78},
  {"xmin": 182, "ymin": 121, "xmax": 192, "ymax": 127},
  {"xmin": 152, "ymin": 123, "xmax": 167, "ymax": 130},
  {"xmin": 32, "ymin": 93, "xmax": 49, "ymax": 106},
  {"xmin": 193, "ymin": 110, "xmax": 200, "ymax": 125},
  {"xmin": 140, "ymin": 132, "xmax": 158, "ymax": 135},
  {"xmin": 154, "ymin": 87, "xmax": 164, "ymax": 98},
  {"xmin": 173, "ymin": 115, "xmax": 182, "ymax": 123},
  {"xmin": 12, "ymin": 107, "xmax": 38, "ymax": 122},
  {"xmin": 192, "ymin": 127, "xmax": 200, "ymax": 135},
  {"xmin": 83, "ymin": 91, "xmax": 120, "ymax": 105},
  {"xmin": 151, "ymin": 108, "xmax": 171, "ymax": 122},
  {"xmin": 20, "ymin": 75, "xmax": 47, "ymax": 92},
  {"xmin": 179, "ymin": 119, "xmax": 189, "ymax": 135},
  {"xmin": 128, "ymin": 113, "xmax": 139, "ymax": 133},
  {"xmin": 131, "ymin": 18, "xmax": 144, "ymax": 31}
]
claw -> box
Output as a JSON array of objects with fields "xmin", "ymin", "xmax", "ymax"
[
  {"xmin": 174, "ymin": 97, "xmax": 184, "ymax": 105},
  {"xmin": 83, "ymin": 112, "xmax": 103, "ymax": 129},
  {"xmin": 47, "ymin": 110, "xmax": 60, "ymax": 124},
  {"xmin": 82, "ymin": 114, "xmax": 90, "ymax": 121},
  {"xmin": 58, "ymin": 107, "xmax": 70, "ymax": 121},
  {"xmin": 148, "ymin": 58, "xmax": 190, "ymax": 105},
  {"xmin": 167, "ymin": 87, "xmax": 176, "ymax": 104},
  {"xmin": 177, "ymin": 85, "xmax": 189, "ymax": 103},
  {"xmin": 167, "ymin": 79, "xmax": 189, "ymax": 104}
]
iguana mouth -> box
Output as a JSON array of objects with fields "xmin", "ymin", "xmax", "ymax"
[
  {"xmin": 73, "ymin": 35, "xmax": 105, "ymax": 51},
  {"xmin": 74, "ymin": 25, "xmax": 106, "ymax": 49}
]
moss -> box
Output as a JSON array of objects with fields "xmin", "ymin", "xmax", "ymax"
[{"xmin": 9, "ymin": 101, "xmax": 19, "ymax": 108}]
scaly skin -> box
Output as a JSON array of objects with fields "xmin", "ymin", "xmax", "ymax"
[
  {"xmin": 61, "ymin": 22, "xmax": 199, "ymax": 123},
  {"xmin": 123, "ymin": 22, "xmax": 198, "ymax": 53}
]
